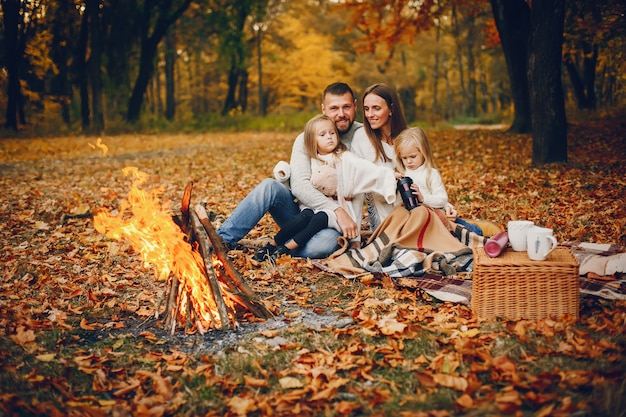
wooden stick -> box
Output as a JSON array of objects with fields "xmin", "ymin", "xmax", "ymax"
[
  {"xmin": 190, "ymin": 209, "xmax": 234, "ymax": 330},
  {"xmin": 164, "ymin": 276, "xmax": 180, "ymax": 331},
  {"xmin": 194, "ymin": 206, "xmax": 255, "ymax": 294},
  {"xmin": 193, "ymin": 204, "xmax": 273, "ymax": 319},
  {"xmin": 180, "ymin": 181, "xmax": 194, "ymax": 240}
]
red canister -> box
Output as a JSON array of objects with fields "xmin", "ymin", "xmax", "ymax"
[{"xmin": 484, "ymin": 231, "xmax": 509, "ymax": 258}]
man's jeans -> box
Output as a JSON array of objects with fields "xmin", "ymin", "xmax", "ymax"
[{"xmin": 217, "ymin": 179, "xmax": 341, "ymax": 259}]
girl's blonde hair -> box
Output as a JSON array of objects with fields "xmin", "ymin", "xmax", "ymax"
[
  {"xmin": 303, "ymin": 114, "xmax": 346, "ymax": 160},
  {"xmin": 394, "ymin": 127, "xmax": 437, "ymax": 192}
]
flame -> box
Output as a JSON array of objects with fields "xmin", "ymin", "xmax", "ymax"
[
  {"xmin": 88, "ymin": 138, "xmax": 108, "ymax": 156},
  {"xmin": 93, "ymin": 167, "xmax": 233, "ymax": 332}
]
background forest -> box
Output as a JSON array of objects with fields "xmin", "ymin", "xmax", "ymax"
[{"xmin": 0, "ymin": 0, "xmax": 625, "ymax": 139}]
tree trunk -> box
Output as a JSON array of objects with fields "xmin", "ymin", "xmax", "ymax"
[
  {"xmin": 2, "ymin": 0, "xmax": 21, "ymax": 130},
  {"xmin": 489, "ymin": 0, "xmax": 532, "ymax": 133},
  {"xmin": 49, "ymin": 0, "xmax": 75, "ymax": 125},
  {"xmin": 564, "ymin": 40, "xmax": 598, "ymax": 110},
  {"xmin": 432, "ymin": 24, "xmax": 441, "ymax": 120},
  {"xmin": 222, "ymin": 64, "xmax": 239, "ymax": 116},
  {"xmin": 451, "ymin": 5, "xmax": 467, "ymax": 116},
  {"xmin": 75, "ymin": 4, "xmax": 91, "ymax": 129},
  {"xmin": 466, "ymin": 17, "xmax": 477, "ymax": 118},
  {"xmin": 528, "ymin": 0, "xmax": 567, "ymax": 164},
  {"xmin": 127, "ymin": 37, "xmax": 159, "ymax": 122},
  {"xmin": 238, "ymin": 69, "xmax": 248, "ymax": 113},
  {"xmin": 165, "ymin": 30, "xmax": 176, "ymax": 120},
  {"xmin": 88, "ymin": 0, "xmax": 105, "ymax": 134}
]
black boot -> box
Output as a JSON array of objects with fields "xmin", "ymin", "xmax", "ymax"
[
  {"xmin": 270, "ymin": 245, "xmax": 290, "ymax": 261},
  {"xmin": 252, "ymin": 244, "xmax": 278, "ymax": 262}
]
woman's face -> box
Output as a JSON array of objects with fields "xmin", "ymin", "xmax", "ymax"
[
  {"xmin": 363, "ymin": 93, "xmax": 391, "ymax": 131},
  {"xmin": 315, "ymin": 119, "xmax": 339, "ymax": 155}
]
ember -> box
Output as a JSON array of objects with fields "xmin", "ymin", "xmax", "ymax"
[{"xmin": 94, "ymin": 167, "xmax": 271, "ymax": 334}]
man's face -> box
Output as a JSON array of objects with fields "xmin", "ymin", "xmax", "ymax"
[{"xmin": 321, "ymin": 92, "xmax": 357, "ymax": 135}]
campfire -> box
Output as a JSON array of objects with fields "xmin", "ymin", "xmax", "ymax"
[{"xmin": 93, "ymin": 167, "xmax": 272, "ymax": 334}]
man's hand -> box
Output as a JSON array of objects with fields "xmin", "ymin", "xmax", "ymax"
[{"xmin": 335, "ymin": 207, "xmax": 359, "ymax": 239}]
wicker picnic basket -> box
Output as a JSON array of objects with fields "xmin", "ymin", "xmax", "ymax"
[{"xmin": 472, "ymin": 246, "xmax": 580, "ymax": 320}]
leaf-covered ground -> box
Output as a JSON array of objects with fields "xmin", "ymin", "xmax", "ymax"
[{"xmin": 0, "ymin": 121, "xmax": 625, "ymax": 416}]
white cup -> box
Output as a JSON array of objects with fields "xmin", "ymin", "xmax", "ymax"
[
  {"xmin": 526, "ymin": 226, "xmax": 558, "ymax": 261},
  {"xmin": 507, "ymin": 220, "xmax": 535, "ymax": 251}
]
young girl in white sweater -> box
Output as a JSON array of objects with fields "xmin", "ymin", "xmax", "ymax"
[
  {"xmin": 254, "ymin": 114, "xmax": 398, "ymax": 261},
  {"xmin": 394, "ymin": 127, "xmax": 482, "ymax": 235}
]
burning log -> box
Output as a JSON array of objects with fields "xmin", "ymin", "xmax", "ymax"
[
  {"xmin": 94, "ymin": 170, "xmax": 271, "ymax": 335},
  {"xmin": 192, "ymin": 204, "xmax": 273, "ymax": 320},
  {"xmin": 161, "ymin": 181, "xmax": 272, "ymax": 334},
  {"xmin": 189, "ymin": 209, "xmax": 233, "ymax": 330}
]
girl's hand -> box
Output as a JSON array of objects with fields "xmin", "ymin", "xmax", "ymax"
[
  {"xmin": 444, "ymin": 205, "xmax": 458, "ymax": 219},
  {"xmin": 411, "ymin": 184, "xmax": 423, "ymax": 203}
]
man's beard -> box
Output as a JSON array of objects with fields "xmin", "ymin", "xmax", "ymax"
[{"xmin": 336, "ymin": 119, "xmax": 353, "ymax": 135}]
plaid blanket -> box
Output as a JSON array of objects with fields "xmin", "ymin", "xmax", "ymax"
[
  {"xmin": 316, "ymin": 208, "xmax": 626, "ymax": 304},
  {"xmin": 318, "ymin": 206, "xmax": 487, "ymax": 279}
]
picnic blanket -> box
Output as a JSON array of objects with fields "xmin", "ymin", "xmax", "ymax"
[{"xmin": 315, "ymin": 206, "xmax": 626, "ymax": 304}]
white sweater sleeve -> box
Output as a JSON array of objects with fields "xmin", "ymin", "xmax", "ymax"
[
  {"xmin": 289, "ymin": 133, "xmax": 340, "ymax": 212},
  {"xmin": 421, "ymin": 169, "xmax": 449, "ymax": 208},
  {"xmin": 341, "ymin": 152, "xmax": 397, "ymax": 204}
]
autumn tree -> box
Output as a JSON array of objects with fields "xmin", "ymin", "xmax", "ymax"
[
  {"xmin": 563, "ymin": 0, "xmax": 626, "ymax": 110},
  {"xmin": 126, "ymin": 0, "xmax": 194, "ymax": 123},
  {"xmin": 491, "ymin": 0, "xmax": 567, "ymax": 163},
  {"xmin": 1, "ymin": 0, "xmax": 43, "ymax": 130},
  {"xmin": 339, "ymin": 0, "xmax": 569, "ymax": 164}
]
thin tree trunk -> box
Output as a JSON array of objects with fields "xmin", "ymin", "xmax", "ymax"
[
  {"xmin": 88, "ymin": 0, "xmax": 104, "ymax": 134},
  {"xmin": 165, "ymin": 30, "xmax": 176, "ymax": 120},
  {"xmin": 432, "ymin": 24, "xmax": 441, "ymax": 120},
  {"xmin": 466, "ymin": 17, "xmax": 477, "ymax": 118},
  {"xmin": 451, "ymin": 5, "xmax": 467, "ymax": 116},
  {"xmin": 222, "ymin": 64, "xmax": 239, "ymax": 116},
  {"xmin": 2, "ymin": 0, "xmax": 21, "ymax": 130},
  {"xmin": 76, "ymin": 3, "xmax": 90, "ymax": 129}
]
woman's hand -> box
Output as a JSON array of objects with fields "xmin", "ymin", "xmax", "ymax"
[{"xmin": 335, "ymin": 207, "xmax": 359, "ymax": 240}]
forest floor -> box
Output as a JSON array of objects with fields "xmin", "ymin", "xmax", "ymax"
[{"xmin": 0, "ymin": 120, "xmax": 625, "ymax": 416}]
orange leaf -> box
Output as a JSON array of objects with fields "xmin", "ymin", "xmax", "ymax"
[
  {"xmin": 243, "ymin": 375, "xmax": 269, "ymax": 388},
  {"xmin": 80, "ymin": 318, "xmax": 96, "ymax": 331}
]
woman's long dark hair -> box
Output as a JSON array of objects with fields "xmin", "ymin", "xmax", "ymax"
[{"xmin": 362, "ymin": 83, "xmax": 408, "ymax": 164}]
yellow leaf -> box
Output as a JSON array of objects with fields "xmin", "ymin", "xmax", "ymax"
[
  {"xmin": 36, "ymin": 353, "xmax": 56, "ymax": 362},
  {"xmin": 433, "ymin": 373, "xmax": 468, "ymax": 391},
  {"xmin": 377, "ymin": 315, "xmax": 407, "ymax": 335},
  {"xmin": 279, "ymin": 376, "xmax": 303, "ymax": 389},
  {"xmin": 35, "ymin": 221, "xmax": 50, "ymax": 230},
  {"xmin": 458, "ymin": 328, "xmax": 480, "ymax": 338},
  {"xmin": 260, "ymin": 329, "xmax": 279, "ymax": 338},
  {"xmin": 228, "ymin": 396, "xmax": 256, "ymax": 416}
]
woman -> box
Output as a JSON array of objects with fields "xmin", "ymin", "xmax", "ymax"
[{"xmin": 351, "ymin": 83, "xmax": 408, "ymax": 230}]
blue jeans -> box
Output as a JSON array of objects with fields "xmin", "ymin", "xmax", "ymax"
[
  {"xmin": 455, "ymin": 218, "xmax": 483, "ymax": 236},
  {"xmin": 216, "ymin": 179, "xmax": 341, "ymax": 259}
]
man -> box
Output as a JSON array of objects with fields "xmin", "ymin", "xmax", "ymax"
[{"xmin": 216, "ymin": 82, "xmax": 362, "ymax": 259}]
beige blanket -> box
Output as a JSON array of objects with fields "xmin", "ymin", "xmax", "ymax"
[{"xmin": 319, "ymin": 206, "xmax": 487, "ymax": 278}]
